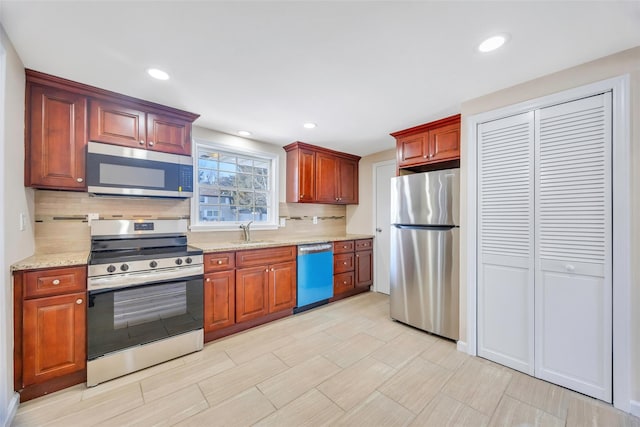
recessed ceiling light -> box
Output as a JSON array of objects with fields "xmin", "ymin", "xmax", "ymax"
[
  {"xmin": 478, "ymin": 34, "xmax": 508, "ymax": 53},
  {"xmin": 303, "ymin": 122, "xmax": 317, "ymax": 129},
  {"xmin": 238, "ymin": 130, "xmax": 252, "ymax": 137},
  {"xmin": 147, "ymin": 68, "xmax": 170, "ymax": 80}
]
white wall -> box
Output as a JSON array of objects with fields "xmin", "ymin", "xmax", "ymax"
[
  {"xmin": 192, "ymin": 126, "xmax": 287, "ymax": 203},
  {"xmin": 0, "ymin": 24, "xmax": 34, "ymax": 427},
  {"xmin": 460, "ymin": 46, "xmax": 640, "ymax": 408},
  {"xmin": 346, "ymin": 148, "xmax": 395, "ymax": 234}
]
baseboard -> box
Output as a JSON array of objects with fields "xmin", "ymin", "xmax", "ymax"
[
  {"xmin": 2, "ymin": 392, "xmax": 20, "ymax": 427},
  {"xmin": 630, "ymin": 400, "xmax": 640, "ymax": 418},
  {"xmin": 456, "ymin": 340, "xmax": 467, "ymax": 353}
]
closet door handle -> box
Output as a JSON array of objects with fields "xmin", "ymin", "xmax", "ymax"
[{"xmin": 565, "ymin": 264, "xmax": 575, "ymax": 272}]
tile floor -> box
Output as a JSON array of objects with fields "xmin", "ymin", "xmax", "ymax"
[{"xmin": 12, "ymin": 292, "xmax": 640, "ymax": 427}]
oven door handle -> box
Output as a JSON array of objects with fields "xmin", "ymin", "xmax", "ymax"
[{"xmin": 88, "ymin": 265, "xmax": 204, "ymax": 291}]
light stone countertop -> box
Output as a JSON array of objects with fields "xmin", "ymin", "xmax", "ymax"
[
  {"xmin": 10, "ymin": 235, "xmax": 374, "ymax": 271},
  {"xmin": 11, "ymin": 251, "xmax": 90, "ymax": 272}
]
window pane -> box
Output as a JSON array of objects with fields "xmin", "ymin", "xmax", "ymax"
[{"xmin": 195, "ymin": 144, "xmax": 274, "ymax": 225}]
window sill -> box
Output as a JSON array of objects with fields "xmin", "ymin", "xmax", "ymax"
[{"xmin": 189, "ymin": 223, "xmax": 279, "ymax": 232}]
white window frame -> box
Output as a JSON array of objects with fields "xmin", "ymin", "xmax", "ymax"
[{"xmin": 190, "ymin": 138, "xmax": 279, "ymax": 232}]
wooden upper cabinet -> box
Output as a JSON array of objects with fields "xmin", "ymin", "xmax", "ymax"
[
  {"xmin": 26, "ymin": 84, "xmax": 87, "ymax": 190},
  {"xmin": 392, "ymin": 114, "xmax": 461, "ymax": 171},
  {"xmin": 147, "ymin": 113, "xmax": 192, "ymax": 155},
  {"xmin": 24, "ymin": 69, "xmax": 199, "ymax": 191},
  {"xmin": 89, "ymin": 100, "xmax": 145, "ymax": 148},
  {"xmin": 286, "ymin": 145, "xmax": 316, "ymax": 203},
  {"xmin": 89, "ymin": 101, "xmax": 193, "ymax": 155},
  {"xmin": 284, "ymin": 141, "xmax": 360, "ymax": 205}
]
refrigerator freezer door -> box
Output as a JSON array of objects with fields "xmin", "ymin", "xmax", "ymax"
[
  {"xmin": 390, "ymin": 225, "xmax": 459, "ymax": 340},
  {"xmin": 390, "ymin": 169, "xmax": 460, "ymax": 226}
]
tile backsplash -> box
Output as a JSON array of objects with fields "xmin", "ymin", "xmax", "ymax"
[{"xmin": 34, "ymin": 190, "xmax": 347, "ymax": 253}]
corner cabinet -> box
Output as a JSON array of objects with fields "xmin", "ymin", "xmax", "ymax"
[
  {"xmin": 13, "ymin": 266, "xmax": 87, "ymax": 402},
  {"xmin": 24, "ymin": 69, "xmax": 199, "ymax": 191},
  {"xmin": 392, "ymin": 114, "xmax": 461, "ymax": 173},
  {"xmin": 284, "ymin": 141, "xmax": 360, "ymax": 205}
]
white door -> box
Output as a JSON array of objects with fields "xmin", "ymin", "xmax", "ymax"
[
  {"xmin": 534, "ymin": 93, "xmax": 612, "ymax": 402},
  {"xmin": 477, "ymin": 112, "xmax": 535, "ymax": 375},
  {"xmin": 373, "ymin": 160, "xmax": 395, "ymax": 295}
]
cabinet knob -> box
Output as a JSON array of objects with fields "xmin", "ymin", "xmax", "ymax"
[
  {"xmin": 52, "ymin": 279, "xmax": 60, "ymax": 285},
  {"xmin": 343, "ymin": 281, "xmax": 347, "ymax": 284},
  {"xmin": 343, "ymin": 261, "xmax": 347, "ymax": 265},
  {"xmin": 266, "ymin": 269, "xmax": 269, "ymax": 272},
  {"xmin": 76, "ymin": 298, "xmax": 83, "ymax": 305},
  {"xmin": 76, "ymin": 178, "xmax": 83, "ymax": 183},
  {"xmin": 300, "ymin": 194, "xmax": 304, "ymax": 198},
  {"xmin": 423, "ymin": 155, "xmax": 427, "ymax": 158},
  {"xmin": 140, "ymin": 140, "xmax": 145, "ymax": 145},
  {"xmin": 356, "ymin": 254, "xmax": 360, "ymax": 257},
  {"xmin": 343, "ymin": 245, "xmax": 347, "ymax": 248},
  {"xmin": 271, "ymin": 268, "xmax": 275, "ymax": 272},
  {"xmin": 206, "ymin": 278, "xmax": 211, "ymax": 282},
  {"xmin": 217, "ymin": 260, "xmax": 223, "ymax": 265},
  {"xmin": 149, "ymin": 141, "xmax": 154, "ymax": 146}
]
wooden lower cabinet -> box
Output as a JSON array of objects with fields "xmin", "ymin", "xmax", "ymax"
[
  {"xmin": 204, "ymin": 270, "xmax": 235, "ymax": 332},
  {"xmin": 235, "ymin": 266, "xmax": 270, "ymax": 323},
  {"xmin": 14, "ymin": 266, "xmax": 87, "ymax": 401},
  {"xmin": 269, "ymin": 261, "xmax": 296, "ymax": 313},
  {"xmin": 332, "ymin": 238, "xmax": 374, "ymax": 300}
]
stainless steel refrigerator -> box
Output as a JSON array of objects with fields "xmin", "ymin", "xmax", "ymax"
[{"xmin": 390, "ymin": 168, "xmax": 459, "ymax": 340}]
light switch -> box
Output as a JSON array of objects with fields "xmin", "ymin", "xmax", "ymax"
[
  {"xmin": 19, "ymin": 213, "xmax": 26, "ymax": 231},
  {"xmin": 279, "ymin": 217, "xmax": 286, "ymax": 227},
  {"xmin": 313, "ymin": 216, "xmax": 318, "ymax": 225}
]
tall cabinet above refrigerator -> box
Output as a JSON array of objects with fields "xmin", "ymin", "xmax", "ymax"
[{"xmin": 390, "ymin": 168, "xmax": 460, "ymax": 340}]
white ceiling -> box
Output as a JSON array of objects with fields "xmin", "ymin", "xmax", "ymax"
[{"xmin": 1, "ymin": 1, "xmax": 639, "ymax": 156}]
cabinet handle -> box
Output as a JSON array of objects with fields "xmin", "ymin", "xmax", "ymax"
[
  {"xmin": 149, "ymin": 141, "xmax": 154, "ymax": 146},
  {"xmin": 140, "ymin": 140, "xmax": 145, "ymax": 145},
  {"xmin": 52, "ymin": 279, "xmax": 60, "ymax": 285},
  {"xmin": 217, "ymin": 260, "xmax": 223, "ymax": 265},
  {"xmin": 76, "ymin": 298, "xmax": 83, "ymax": 305},
  {"xmin": 76, "ymin": 177, "xmax": 84, "ymax": 183}
]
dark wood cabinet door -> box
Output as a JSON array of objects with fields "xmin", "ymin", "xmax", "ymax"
[
  {"xmin": 398, "ymin": 133, "xmax": 428, "ymax": 167},
  {"xmin": 269, "ymin": 261, "xmax": 296, "ymax": 313},
  {"xmin": 235, "ymin": 266, "xmax": 269, "ymax": 323},
  {"xmin": 89, "ymin": 100, "xmax": 145, "ymax": 148},
  {"xmin": 22, "ymin": 292, "xmax": 86, "ymax": 386},
  {"xmin": 204, "ymin": 271, "xmax": 235, "ymax": 332},
  {"xmin": 355, "ymin": 249, "xmax": 373, "ymax": 288},
  {"xmin": 146, "ymin": 113, "xmax": 191, "ymax": 155},
  {"xmin": 27, "ymin": 86, "xmax": 87, "ymax": 190},
  {"xmin": 337, "ymin": 158, "xmax": 358, "ymax": 204},
  {"xmin": 298, "ymin": 148, "xmax": 316, "ymax": 202},
  {"xmin": 315, "ymin": 152, "xmax": 338, "ymax": 203},
  {"xmin": 429, "ymin": 122, "xmax": 460, "ymax": 162}
]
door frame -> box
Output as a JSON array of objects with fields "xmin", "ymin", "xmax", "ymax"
[
  {"xmin": 372, "ymin": 159, "xmax": 396, "ymax": 294},
  {"xmin": 464, "ymin": 75, "xmax": 631, "ymax": 411}
]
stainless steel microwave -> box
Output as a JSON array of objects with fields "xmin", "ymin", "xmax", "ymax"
[{"xmin": 86, "ymin": 141, "xmax": 193, "ymax": 198}]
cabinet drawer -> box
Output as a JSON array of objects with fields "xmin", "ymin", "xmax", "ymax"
[
  {"xmin": 204, "ymin": 252, "xmax": 236, "ymax": 272},
  {"xmin": 236, "ymin": 246, "xmax": 296, "ymax": 267},
  {"xmin": 333, "ymin": 240, "xmax": 354, "ymax": 254},
  {"xmin": 334, "ymin": 253, "xmax": 355, "ymax": 274},
  {"xmin": 355, "ymin": 239, "xmax": 373, "ymax": 251},
  {"xmin": 334, "ymin": 272, "xmax": 355, "ymax": 294},
  {"xmin": 24, "ymin": 267, "xmax": 87, "ymax": 299}
]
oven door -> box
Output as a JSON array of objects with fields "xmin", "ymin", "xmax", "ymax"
[{"xmin": 87, "ymin": 275, "xmax": 203, "ymax": 360}]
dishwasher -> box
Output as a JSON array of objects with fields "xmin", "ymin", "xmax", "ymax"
[{"xmin": 295, "ymin": 243, "xmax": 334, "ymax": 313}]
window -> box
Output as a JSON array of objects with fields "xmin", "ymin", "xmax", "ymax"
[{"xmin": 190, "ymin": 140, "xmax": 278, "ymax": 230}]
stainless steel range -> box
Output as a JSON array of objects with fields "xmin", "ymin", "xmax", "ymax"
[{"xmin": 87, "ymin": 219, "xmax": 204, "ymax": 387}]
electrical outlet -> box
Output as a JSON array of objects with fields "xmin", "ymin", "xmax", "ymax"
[
  {"xmin": 313, "ymin": 216, "xmax": 318, "ymax": 225},
  {"xmin": 279, "ymin": 217, "xmax": 286, "ymax": 227},
  {"xmin": 19, "ymin": 213, "xmax": 26, "ymax": 231}
]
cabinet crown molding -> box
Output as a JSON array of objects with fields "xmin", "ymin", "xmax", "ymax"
[
  {"xmin": 283, "ymin": 141, "xmax": 361, "ymax": 162},
  {"xmin": 390, "ymin": 114, "xmax": 461, "ymax": 138}
]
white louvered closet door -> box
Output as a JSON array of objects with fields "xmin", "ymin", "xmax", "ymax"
[
  {"xmin": 534, "ymin": 93, "xmax": 612, "ymax": 402},
  {"xmin": 477, "ymin": 112, "xmax": 535, "ymax": 375}
]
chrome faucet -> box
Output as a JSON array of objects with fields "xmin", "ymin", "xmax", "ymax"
[{"xmin": 239, "ymin": 221, "xmax": 253, "ymax": 242}]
